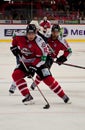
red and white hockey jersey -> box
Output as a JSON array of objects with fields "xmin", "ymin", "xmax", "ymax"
[
  {"xmin": 40, "ymin": 20, "xmax": 51, "ymax": 29},
  {"xmin": 47, "ymin": 37, "xmax": 72, "ymax": 59},
  {"xmin": 12, "ymin": 34, "xmax": 48, "ymax": 67}
]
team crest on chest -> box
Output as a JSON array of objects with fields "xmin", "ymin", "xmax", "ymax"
[
  {"xmin": 28, "ymin": 43, "xmax": 32, "ymax": 48},
  {"xmin": 54, "ymin": 43, "xmax": 57, "ymax": 47},
  {"xmin": 21, "ymin": 48, "xmax": 32, "ymax": 56}
]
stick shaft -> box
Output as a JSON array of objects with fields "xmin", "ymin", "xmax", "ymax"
[
  {"xmin": 31, "ymin": 76, "xmax": 49, "ymax": 104},
  {"xmin": 63, "ymin": 63, "xmax": 85, "ymax": 69},
  {"xmin": 54, "ymin": 61, "xmax": 85, "ymax": 69}
]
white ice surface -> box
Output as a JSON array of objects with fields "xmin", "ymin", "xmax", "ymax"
[{"xmin": 0, "ymin": 42, "xmax": 85, "ymax": 130}]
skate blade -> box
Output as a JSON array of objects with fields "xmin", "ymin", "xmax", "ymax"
[
  {"xmin": 9, "ymin": 92, "xmax": 14, "ymax": 96},
  {"xmin": 65, "ymin": 100, "xmax": 72, "ymax": 104},
  {"xmin": 23, "ymin": 100, "xmax": 35, "ymax": 105}
]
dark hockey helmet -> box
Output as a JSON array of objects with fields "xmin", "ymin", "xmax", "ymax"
[
  {"xmin": 51, "ymin": 24, "xmax": 60, "ymax": 32},
  {"xmin": 26, "ymin": 24, "xmax": 37, "ymax": 33}
]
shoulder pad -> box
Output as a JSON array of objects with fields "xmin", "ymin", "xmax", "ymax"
[
  {"xmin": 35, "ymin": 35, "xmax": 45, "ymax": 43},
  {"xmin": 58, "ymin": 37, "xmax": 70, "ymax": 48}
]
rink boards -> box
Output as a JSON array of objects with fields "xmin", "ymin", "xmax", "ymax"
[{"xmin": 0, "ymin": 24, "xmax": 85, "ymax": 43}]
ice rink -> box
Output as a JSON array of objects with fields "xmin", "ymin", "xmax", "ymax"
[{"xmin": 0, "ymin": 42, "xmax": 85, "ymax": 130}]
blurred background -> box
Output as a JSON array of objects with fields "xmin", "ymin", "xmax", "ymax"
[{"xmin": 0, "ymin": 0, "xmax": 85, "ymax": 24}]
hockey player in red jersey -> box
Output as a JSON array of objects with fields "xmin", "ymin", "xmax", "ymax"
[
  {"xmin": 10, "ymin": 24, "xmax": 71, "ymax": 105},
  {"xmin": 39, "ymin": 16, "xmax": 51, "ymax": 38},
  {"xmin": 30, "ymin": 24, "xmax": 72, "ymax": 103},
  {"xmin": 40, "ymin": 16, "xmax": 51, "ymax": 29}
]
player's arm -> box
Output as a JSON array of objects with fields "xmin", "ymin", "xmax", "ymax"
[
  {"xmin": 56, "ymin": 39, "xmax": 72, "ymax": 65},
  {"xmin": 10, "ymin": 36, "xmax": 21, "ymax": 57}
]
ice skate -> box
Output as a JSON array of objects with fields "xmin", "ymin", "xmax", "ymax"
[
  {"xmin": 22, "ymin": 94, "xmax": 34, "ymax": 105},
  {"xmin": 9, "ymin": 84, "xmax": 16, "ymax": 95},
  {"xmin": 63, "ymin": 95, "xmax": 72, "ymax": 104}
]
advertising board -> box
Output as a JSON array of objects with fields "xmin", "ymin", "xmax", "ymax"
[{"xmin": 0, "ymin": 24, "xmax": 85, "ymax": 43}]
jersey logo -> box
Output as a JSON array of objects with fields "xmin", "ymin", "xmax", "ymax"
[
  {"xmin": 54, "ymin": 43, "xmax": 57, "ymax": 47},
  {"xmin": 28, "ymin": 43, "xmax": 32, "ymax": 48},
  {"xmin": 21, "ymin": 48, "xmax": 32, "ymax": 56},
  {"xmin": 41, "ymin": 42, "xmax": 48, "ymax": 53}
]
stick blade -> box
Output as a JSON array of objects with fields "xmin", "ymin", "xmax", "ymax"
[{"xmin": 43, "ymin": 104, "xmax": 50, "ymax": 109}]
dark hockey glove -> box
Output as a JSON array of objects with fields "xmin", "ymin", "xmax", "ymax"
[
  {"xmin": 45, "ymin": 55, "xmax": 53, "ymax": 68},
  {"xmin": 10, "ymin": 46, "xmax": 21, "ymax": 57},
  {"xmin": 27, "ymin": 66, "xmax": 37, "ymax": 78},
  {"xmin": 56, "ymin": 55, "xmax": 67, "ymax": 65}
]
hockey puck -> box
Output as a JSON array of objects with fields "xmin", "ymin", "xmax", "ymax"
[{"xmin": 43, "ymin": 104, "xmax": 50, "ymax": 109}]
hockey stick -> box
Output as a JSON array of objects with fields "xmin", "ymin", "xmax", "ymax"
[
  {"xmin": 18, "ymin": 55, "xmax": 50, "ymax": 109},
  {"xmin": 55, "ymin": 62, "xmax": 85, "ymax": 69}
]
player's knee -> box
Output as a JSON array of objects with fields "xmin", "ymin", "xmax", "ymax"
[
  {"xmin": 12, "ymin": 71, "xmax": 18, "ymax": 82},
  {"xmin": 12, "ymin": 69, "xmax": 23, "ymax": 81}
]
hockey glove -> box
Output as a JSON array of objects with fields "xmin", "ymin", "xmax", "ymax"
[
  {"xmin": 56, "ymin": 55, "xmax": 67, "ymax": 65},
  {"xmin": 45, "ymin": 55, "xmax": 53, "ymax": 68},
  {"xmin": 10, "ymin": 46, "xmax": 21, "ymax": 57},
  {"xmin": 27, "ymin": 66, "xmax": 37, "ymax": 78}
]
